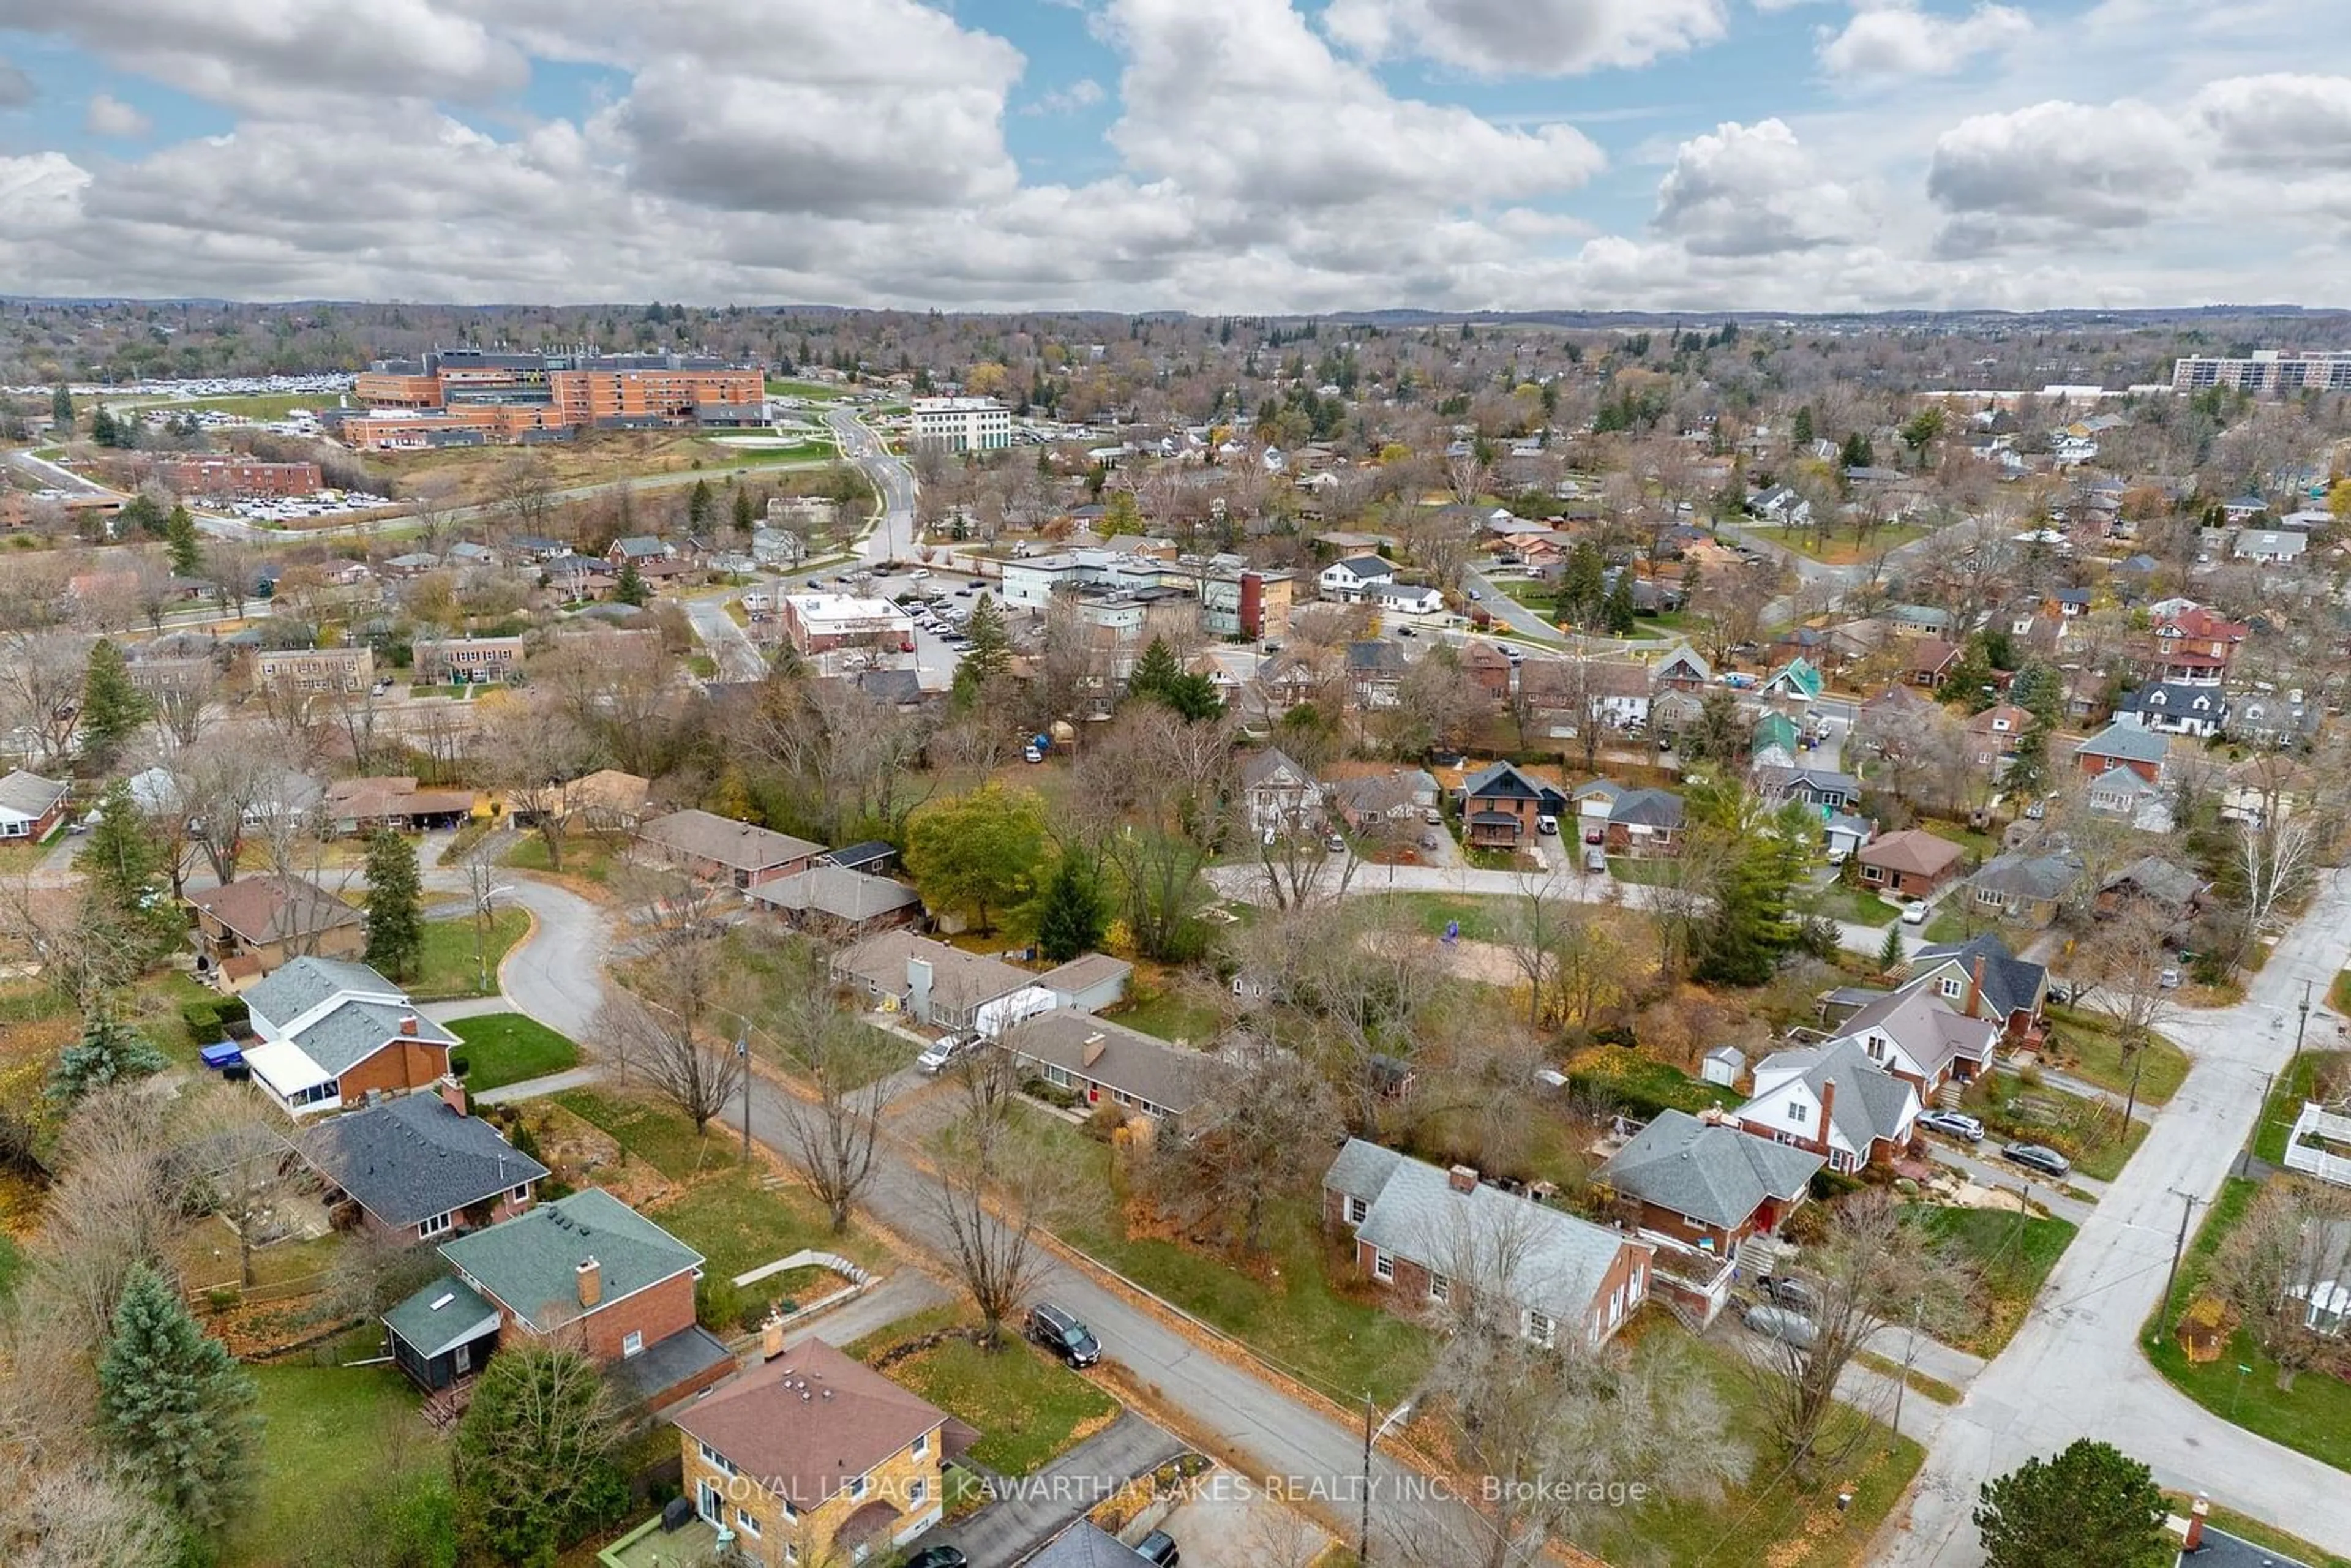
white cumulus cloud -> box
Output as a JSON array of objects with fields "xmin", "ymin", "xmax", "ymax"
[
  {"xmin": 84, "ymin": 92, "xmax": 152, "ymax": 138},
  {"xmin": 1818, "ymin": 1, "xmax": 2031, "ymax": 81},
  {"xmin": 1654, "ymin": 118, "xmax": 1870, "ymax": 255},
  {"xmin": 1321, "ymin": 0, "xmax": 1726, "ymax": 76}
]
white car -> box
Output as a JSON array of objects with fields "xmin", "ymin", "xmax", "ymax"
[
  {"xmin": 1901, "ymin": 901, "xmax": 1930, "ymax": 925},
  {"xmin": 915, "ymin": 1034, "xmax": 977, "ymax": 1074}
]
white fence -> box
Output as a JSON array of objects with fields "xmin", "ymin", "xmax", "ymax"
[{"xmin": 2282, "ymin": 1102, "xmax": 2351, "ymax": 1187}]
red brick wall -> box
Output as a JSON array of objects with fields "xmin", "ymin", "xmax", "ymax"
[
  {"xmin": 576, "ymin": 1270, "xmax": 699, "ymax": 1364},
  {"xmin": 336, "ymin": 1040, "xmax": 452, "ymax": 1106}
]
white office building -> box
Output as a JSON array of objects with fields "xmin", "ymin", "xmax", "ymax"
[
  {"xmin": 910, "ymin": 397, "xmax": 1013, "ymax": 452},
  {"xmin": 2171, "ymin": 351, "xmax": 2351, "ymax": 392}
]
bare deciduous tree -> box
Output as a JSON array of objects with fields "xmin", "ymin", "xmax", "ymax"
[
  {"xmin": 931, "ymin": 1043, "xmax": 1067, "ymax": 1345},
  {"xmin": 1139, "ymin": 1036, "xmax": 1331, "ymax": 1255},
  {"xmin": 760, "ymin": 937, "xmax": 892, "ymax": 1234},
  {"xmin": 601, "ymin": 932, "xmax": 743, "ymax": 1136},
  {"xmin": 2210, "ymin": 1176, "xmax": 2351, "ymax": 1386}
]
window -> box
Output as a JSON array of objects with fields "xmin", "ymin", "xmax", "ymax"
[
  {"xmin": 1865, "ymin": 1035, "xmax": 1886, "ymax": 1060},
  {"xmin": 908, "ymin": 1476, "xmax": 929, "ymax": 1507},
  {"xmin": 1429, "ymin": 1272, "xmax": 1451, "ymax": 1305},
  {"xmin": 1787, "ymin": 1100, "xmax": 1809, "ymax": 1124},
  {"xmin": 1630, "ymin": 1265, "xmax": 1646, "ymax": 1301},
  {"xmin": 1524, "ymin": 1310, "xmax": 1556, "ymax": 1348},
  {"xmin": 1344, "ymin": 1195, "xmax": 1369, "ymax": 1226},
  {"xmin": 698, "ymin": 1442, "xmax": 737, "ymax": 1479},
  {"xmin": 846, "ymin": 1475, "xmax": 868, "ymax": 1502},
  {"xmin": 735, "ymin": 1507, "xmax": 760, "ymax": 1539},
  {"xmin": 780, "ymin": 1496, "xmax": 798, "ymax": 1521},
  {"xmin": 417, "ymin": 1210, "xmax": 454, "ymax": 1239},
  {"xmin": 1371, "ymin": 1250, "xmax": 1394, "ymax": 1281},
  {"xmin": 512, "ymin": 1184, "xmax": 531, "ymax": 1203},
  {"xmin": 697, "ymin": 1480, "xmax": 722, "ymax": 1523},
  {"xmin": 912, "ymin": 1430, "xmax": 929, "ymax": 1460},
  {"xmin": 1940, "ymin": 977, "xmax": 1964, "ymax": 1000},
  {"xmin": 621, "ymin": 1330, "xmax": 643, "ymax": 1358}
]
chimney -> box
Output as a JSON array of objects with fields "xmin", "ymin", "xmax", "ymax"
[
  {"xmin": 399, "ymin": 1013, "xmax": 420, "ymax": 1037},
  {"xmin": 438, "ymin": 1075, "xmax": 467, "ymax": 1117},
  {"xmin": 907, "ymin": 957, "xmax": 933, "ymax": 1023},
  {"xmin": 1967, "ymin": 955, "xmax": 1987, "ymax": 1019},
  {"xmin": 1447, "ymin": 1164, "xmax": 1478, "ymax": 1195},
  {"xmin": 1082, "ymin": 1033, "xmax": 1107, "ymax": 1069},
  {"xmin": 1817, "ymin": 1079, "xmax": 1837, "ymax": 1155},
  {"xmin": 2183, "ymin": 1494, "xmax": 2208, "ymax": 1551},
  {"xmin": 760, "ymin": 1312, "xmax": 786, "ymax": 1361},
  {"xmin": 575, "ymin": 1256, "xmax": 602, "ymax": 1310}
]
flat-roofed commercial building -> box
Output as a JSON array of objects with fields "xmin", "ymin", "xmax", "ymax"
[
  {"xmin": 779, "ymin": 593, "xmax": 915, "ymax": 655},
  {"xmin": 909, "ymin": 397, "xmax": 1012, "ymax": 452}
]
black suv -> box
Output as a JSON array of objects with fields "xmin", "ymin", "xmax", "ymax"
[{"xmin": 1025, "ymin": 1303, "xmax": 1101, "ymax": 1369}]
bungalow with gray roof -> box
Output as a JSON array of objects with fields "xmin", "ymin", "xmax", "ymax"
[
  {"xmin": 241, "ymin": 956, "xmax": 459, "ymax": 1117},
  {"xmin": 1967, "ymin": 849, "xmax": 2085, "ymax": 928},
  {"xmin": 1596, "ymin": 1109, "xmax": 1821, "ymax": 1254},
  {"xmin": 1008, "ymin": 1011, "xmax": 1224, "ymax": 1127},
  {"xmin": 2075, "ymin": 720, "xmax": 2170, "ymax": 784},
  {"xmin": 301, "ymin": 1079, "xmax": 547, "ymax": 1242},
  {"xmin": 1735, "ymin": 1040, "xmax": 1921, "ymax": 1174}
]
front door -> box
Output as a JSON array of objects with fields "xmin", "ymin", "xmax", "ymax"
[
  {"xmin": 698, "ymin": 1480, "xmax": 722, "ymax": 1524},
  {"xmin": 452, "ymin": 1341, "xmax": 471, "ymax": 1376}
]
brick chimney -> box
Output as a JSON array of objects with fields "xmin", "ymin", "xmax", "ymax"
[
  {"xmin": 760, "ymin": 1311, "xmax": 786, "ymax": 1361},
  {"xmin": 2183, "ymin": 1494, "xmax": 2208, "ymax": 1551},
  {"xmin": 399, "ymin": 1013, "xmax": 420, "ymax": 1037},
  {"xmin": 1082, "ymin": 1033, "xmax": 1107, "ymax": 1069},
  {"xmin": 1816, "ymin": 1079, "xmax": 1837, "ymax": 1156},
  {"xmin": 1966, "ymin": 955, "xmax": 1987, "ymax": 1019},
  {"xmin": 438, "ymin": 1075, "xmax": 467, "ymax": 1117},
  {"xmin": 1448, "ymin": 1164, "xmax": 1478, "ymax": 1194},
  {"xmin": 574, "ymin": 1256, "xmax": 602, "ymax": 1310}
]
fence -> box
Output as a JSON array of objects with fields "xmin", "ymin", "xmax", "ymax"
[
  {"xmin": 185, "ymin": 1269, "xmax": 334, "ymax": 1311},
  {"xmin": 2282, "ymin": 1102, "xmax": 2351, "ymax": 1188}
]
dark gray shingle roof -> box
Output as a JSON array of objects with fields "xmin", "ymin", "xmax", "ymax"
[
  {"xmin": 1597, "ymin": 1111, "xmax": 1821, "ymax": 1231},
  {"xmin": 302, "ymin": 1091, "xmax": 549, "ymax": 1228}
]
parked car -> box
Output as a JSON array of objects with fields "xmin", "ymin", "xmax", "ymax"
[
  {"xmin": 1423, "ymin": 808, "xmax": 1442, "ymax": 825},
  {"xmin": 1536, "ymin": 814, "xmax": 1559, "ymax": 836},
  {"xmin": 2159, "ymin": 967, "xmax": 2181, "ymax": 988},
  {"xmin": 1583, "ymin": 827, "xmax": 1604, "ymax": 844},
  {"xmin": 1583, "ymin": 846, "xmax": 1607, "ymax": 874},
  {"xmin": 1741, "ymin": 1302, "xmax": 1818, "ymax": 1351},
  {"xmin": 907, "ymin": 568, "xmax": 931, "ymax": 580},
  {"xmin": 1901, "ymin": 900, "xmax": 1930, "ymax": 926},
  {"xmin": 1023, "ymin": 743, "xmax": 1045, "ymax": 764},
  {"xmin": 915, "ymin": 1034, "xmax": 977, "ymax": 1075},
  {"xmin": 1326, "ymin": 834, "xmax": 1348, "ymax": 853},
  {"xmin": 1917, "ymin": 1109, "xmax": 1986, "ymax": 1144},
  {"xmin": 1134, "ymin": 1531, "xmax": 1181, "ymax": 1566},
  {"xmin": 1420, "ymin": 830, "xmax": 1439, "ymax": 850},
  {"xmin": 905, "ymin": 1548, "xmax": 969, "ymax": 1568},
  {"xmin": 1026, "ymin": 1303, "xmax": 1101, "ymax": 1368},
  {"xmin": 2002, "ymin": 1142, "xmax": 2071, "ymax": 1179},
  {"xmin": 1755, "ymin": 1274, "xmax": 1822, "ymax": 1315}
]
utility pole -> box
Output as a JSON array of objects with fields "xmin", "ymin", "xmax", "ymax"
[
  {"xmin": 2289, "ymin": 978, "xmax": 2313, "ymax": 1087},
  {"xmin": 2155, "ymin": 1190, "xmax": 2203, "ymax": 1345},
  {"xmin": 1360, "ymin": 1392, "xmax": 1375, "ymax": 1568},
  {"xmin": 737, "ymin": 1030, "xmax": 752, "ymax": 1160},
  {"xmin": 1891, "ymin": 1296, "xmax": 1924, "ymax": 1444},
  {"xmin": 2240, "ymin": 1070, "xmax": 2275, "ymax": 1180},
  {"xmin": 2123, "ymin": 1043, "xmax": 2145, "ymax": 1127}
]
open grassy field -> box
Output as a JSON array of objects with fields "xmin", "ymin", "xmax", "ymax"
[
  {"xmin": 553, "ymin": 1087, "xmax": 744, "ymax": 1182},
  {"xmin": 1743, "ymin": 520, "xmax": 1932, "ymax": 565},
  {"xmin": 2040, "ymin": 1005, "xmax": 2191, "ymax": 1106},
  {"xmin": 122, "ymin": 391, "xmax": 334, "ymax": 421},
  {"xmin": 647, "ymin": 1164, "xmax": 889, "ymax": 1283},
  {"xmin": 765, "ymin": 378, "xmax": 850, "ymax": 400},
  {"xmin": 448, "ymin": 1012, "xmax": 579, "ymax": 1092},
  {"xmin": 2148, "ymin": 1176, "xmax": 2351, "ymax": 1472}
]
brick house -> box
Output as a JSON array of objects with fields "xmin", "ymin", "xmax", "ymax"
[
  {"xmin": 830, "ymin": 930, "xmax": 1033, "ymax": 1032},
  {"xmin": 186, "ymin": 872, "xmax": 367, "ymax": 985},
  {"xmin": 1007, "ymin": 1011, "xmax": 1226, "ymax": 1129},
  {"xmin": 1458, "ymin": 640, "xmax": 1513, "ymax": 702},
  {"xmin": 301, "ymin": 1079, "xmax": 548, "ymax": 1242},
  {"xmin": 1734, "ymin": 1040, "xmax": 1920, "ymax": 1174},
  {"xmin": 1965, "ymin": 704, "xmax": 2033, "ymax": 773},
  {"xmin": 1595, "ymin": 1109, "xmax": 1822, "ymax": 1255},
  {"xmin": 1854, "ymin": 829, "xmax": 1963, "ymax": 899},
  {"xmin": 1461, "ymin": 760, "xmax": 1564, "ymax": 849},
  {"xmin": 383, "ymin": 1188, "xmax": 731, "ymax": 1405},
  {"xmin": 1324, "ymin": 1139, "xmax": 1654, "ymax": 1350},
  {"xmin": 2149, "ymin": 602, "xmax": 2248, "ymax": 683},
  {"xmin": 240, "ymin": 956, "xmax": 461, "ymax": 1116},
  {"xmin": 636, "ymin": 809, "xmax": 821, "ymax": 890},
  {"xmin": 0, "ymin": 770, "xmax": 70, "ymax": 842},
  {"xmin": 1906, "ymin": 934, "xmax": 2050, "ymax": 1042},
  {"xmin": 252, "ymin": 645, "xmax": 375, "ymax": 695},
  {"xmin": 670, "ymin": 1336, "xmax": 977, "ymax": 1566},
  {"xmin": 413, "ymin": 636, "xmax": 526, "ymax": 685},
  {"xmin": 2075, "ymin": 720, "xmax": 2170, "ymax": 784},
  {"xmin": 1605, "ymin": 787, "xmax": 1684, "ymax": 857}
]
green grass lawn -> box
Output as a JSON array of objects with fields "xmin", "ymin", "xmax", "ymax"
[
  {"xmin": 448, "ymin": 1013, "xmax": 579, "ymax": 1092},
  {"xmin": 1918, "ymin": 819, "xmax": 1999, "ymax": 863},
  {"xmin": 501, "ymin": 831, "xmax": 622, "ymax": 883},
  {"xmin": 1804, "ymin": 884, "xmax": 1902, "ymax": 928},
  {"xmin": 2254, "ymin": 1050, "xmax": 2350, "ymax": 1164},
  {"xmin": 1578, "ymin": 1327, "xmax": 1924, "ymax": 1568},
  {"xmin": 1965, "ymin": 1074, "xmax": 2145, "ymax": 1182},
  {"xmin": 764, "ymin": 378, "xmax": 849, "ymax": 400},
  {"xmin": 1915, "ymin": 1204, "xmax": 2077, "ymax": 1356},
  {"xmin": 648, "ymin": 1165, "xmax": 888, "ymax": 1282},
  {"xmin": 227, "ymin": 1364, "xmax": 441, "ymax": 1568},
  {"xmin": 2331, "ymin": 971, "xmax": 2351, "ymax": 1015},
  {"xmin": 553, "ymin": 1087, "xmax": 742, "ymax": 1181},
  {"xmin": 1378, "ymin": 891, "xmax": 1520, "ymax": 944},
  {"xmin": 1607, "ymin": 856, "xmax": 1681, "ymax": 887},
  {"xmin": 408, "ymin": 908, "xmax": 530, "ymax": 1001},
  {"xmin": 884, "ymin": 1332, "xmax": 1118, "ymax": 1476},
  {"xmin": 1108, "ymin": 987, "xmax": 1226, "ymax": 1045},
  {"xmin": 2041, "ymin": 1005, "xmax": 2191, "ymax": 1107},
  {"xmin": 2147, "ymin": 1176, "xmax": 2351, "ymax": 1472},
  {"xmin": 126, "ymin": 391, "xmax": 329, "ymax": 421},
  {"xmin": 1565, "ymin": 1045, "xmax": 1743, "ymax": 1118},
  {"xmin": 964, "ymin": 1104, "xmax": 1433, "ymax": 1406},
  {"xmin": 701, "ymin": 439, "xmax": 836, "ymax": 465},
  {"xmin": 1743, "ymin": 521, "xmax": 1930, "ymax": 566}
]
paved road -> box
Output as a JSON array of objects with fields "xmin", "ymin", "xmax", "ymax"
[
  {"xmin": 681, "ymin": 593, "xmax": 769, "ymax": 683},
  {"xmin": 1888, "ymin": 868, "xmax": 2351, "ymax": 1565},
  {"xmin": 828, "ymin": 407, "xmax": 917, "ymax": 565}
]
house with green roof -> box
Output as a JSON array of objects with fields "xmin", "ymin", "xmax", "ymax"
[
  {"xmin": 1760, "ymin": 657, "xmax": 1824, "ymax": 704},
  {"xmin": 383, "ymin": 1188, "xmax": 732, "ymax": 1406}
]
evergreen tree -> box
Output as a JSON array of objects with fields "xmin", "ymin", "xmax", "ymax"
[
  {"xmin": 613, "ymin": 557, "xmax": 650, "ymax": 607},
  {"xmin": 1127, "ymin": 636, "xmax": 1182, "ymax": 702},
  {"xmin": 1839, "ymin": 430, "xmax": 1876, "ymax": 469},
  {"xmin": 79, "ymin": 777, "xmax": 168, "ymax": 926},
  {"xmin": 99, "ymin": 1263, "xmax": 258, "ymax": 1532},
  {"xmin": 1035, "ymin": 853, "xmax": 1109, "ymax": 962},
  {"xmin": 1973, "ymin": 1439, "xmax": 2167, "ymax": 1568},
  {"xmin": 89, "ymin": 403, "xmax": 122, "ymax": 446},
  {"xmin": 49, "ymin": 1009, "xmax": 170, "ymax": 1105},
  {"xmin": 2004, "ymin": 716, "xmax": 2055, "ymax": 811},
  {"xmin": 1791, "ymin": 405, "xmax": 1815, "ymax": 446},
  {"xmin": 1688, "ymin": 781, "xmax": 1813, "ymax": 988},
  {"xmin": 51, "ymin": 383, "xmax": 73, "ymax": 431},
  {"xmin": 116, "ymin": 492, "xmax": 167, "ymax": 536},
  {"xmin": 686, "ymin": 477, "xmax": 713, "ymax": 528},
  {"xmin": 78, "ymin": 639, "xmax": 152, "ymax": 770},
  {"xmin": 1940, "ymin": 639, "xmax": 1995, "ymax": 708},
  {"xmin": 453, "ymin": 1345, "xmax": 627, "ymax": 1568},
  {"xmin": 959, "ymin": 592, "xmax": 1012, "ymax": 686},
  {"xmin": 1555, "ymin": 542, "xmax": 1606, "ymax": 627},
  {"xmin": 1602, "ymin": 570, "xmax": 1638, "ymax": 636},
  {"xmin": 364, "ymin": 828, "xmax": 425, "ymax": 981},
  {"xmin": 730, "ymin": 484, "xmax": 756, "ymax": 531},
  {"xmin": 1876, "ymin": 924, "xmax": 1905, "ymax": 975},
  {"xmin": 164, "ymin": 503, "xmax": 203, "ymax": 576}
]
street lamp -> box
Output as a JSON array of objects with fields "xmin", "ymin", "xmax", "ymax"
[{"xmin": 1359, "ymin": 1395, "xmax": 1413, "ymax": 1566}]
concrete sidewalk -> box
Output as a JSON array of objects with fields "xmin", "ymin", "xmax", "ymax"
[{"xmin": 472, "ymin": 1065, "xmax": 605, "ymax": 1105}]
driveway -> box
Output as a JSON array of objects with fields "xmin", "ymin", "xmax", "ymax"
[
  {"xmin": 916, "ymin": 1411, "xmax": 1184, "ymax": 1566},
  {"xmin": 1886, "ymin": 868, "xmax": 2351, "ymax": 1564},
  {"xmin": 682, "ymin": 593, "xmax": 768, "ymax": 683}
]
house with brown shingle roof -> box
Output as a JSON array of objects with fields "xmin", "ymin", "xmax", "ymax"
[
  {"xmin": 1854, "ymin": 829, "xmax": 1964, "ymax": 900},
  {"xmin": 187, "ymin": 873, "xmax": 367, "ymax": 984},
  {"xmin": 636, "ymin": 809, "xmax": 820, "ymax": 890}
]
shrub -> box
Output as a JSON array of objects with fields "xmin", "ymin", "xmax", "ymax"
[
  {"xmin": 212, "ymin": 996, "xmax": 249, "ymax": 1029},
  {"xmin": 696, "ymin": 1275, "xmax": 747, "ymax": 1333},
  {"xmin": 448, "ymin": 1054, "xmax": 471, "ymax": 1081},
  {"xmin": 180, "ymin": 1000, "xmax": 220, "ymax": 1040},
  {"xmin": 1024, "ymin": 1076, "xmax": 1081, "ymax": 1109}
]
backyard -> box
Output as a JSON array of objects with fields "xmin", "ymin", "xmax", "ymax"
[
  {"xmin": 852, "ymin": 1306, "xmax": 1119, "ymax": 1476},
  {"xmin": 226, "ymin": 1363, "xmax": 444, "ymax": 1568},
  {"xmin": 448, "ymin": 1012, "xmax": 579, "ymax": 1092},
  {"xmin": 2148, "ymin": 1176, "xmax": 2351, "ymax": 1471},
  {"xmin": 1803, "ymin": 883, "xmax": 1902, "ymax": 928}
]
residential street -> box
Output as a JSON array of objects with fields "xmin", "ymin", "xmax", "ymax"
[
  {"xmin": 681, "ymin": 592, "xmax": 769, "ymax": 683},
  {"xmin": 828, "ymin": 406, "xmax": 917, "ymax": 565},
  {"xmin": 1885, "ymin": 868, "xmax": 2351, "ymax": 1565}
]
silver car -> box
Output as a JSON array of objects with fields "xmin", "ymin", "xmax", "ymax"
[{"xmin": 1742, "ymin": 1302, "xmax": 1818, "ymax": 1351}]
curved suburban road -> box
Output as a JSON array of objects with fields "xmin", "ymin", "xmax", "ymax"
[{"xmin": 826, "ymin": 406, "xmax": 917, "ymax": 564}]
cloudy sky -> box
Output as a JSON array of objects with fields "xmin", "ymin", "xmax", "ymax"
[{"xmin": 0, "ymin": 0, "xmax": 2345, "ymax": 312}]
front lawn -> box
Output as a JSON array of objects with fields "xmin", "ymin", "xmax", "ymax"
[
  {"xmin": 503, "ymin": 831, "xmax": 623, "ymax": 885},
  {"xmin": 1577, "ymin": 1325, "xmax": 1924, "ymax": 1568},
  {"xmin": 2040, "ymin": 1005, "xmax": 2191, "ymax": 1107},
  {"xmin": 407, "ymin": 907, "xmax": 530, "ymax": 1000},
  {"xmin": 1803, "ymin": 884, "xmax": 1902, "ymax": 928},
  {"xmin": 553, "ymin": 1087, "xmax": 741, "ymax": 1181},
  {"xmin": 1606, "ymin": 856, "xmax": 1681, "ymax": 887},
  {"xmin": 448, "ymin": 1012, "xmax": 579, "ymax": 1092},
  {"xmin": 2254, "ymin": 1050, "xmax": 2350, "ymax": 1165},
  {"xmin": 1914, "ymin": 1204, "xmax": 2077, "ymax": 1356},
  {"xmin": 1963, "ymin": 1074, "xmax": 2146, "ymax": 1182},
  {"xmin": 647, "ymin": 1164, "xmax": 888, "ymax": 1284},
  {"xmin": 227, "ymin": 1364, "xmax": 443, "ymax": 1568},
  {"xmin": 871, "ymin": 1322, "xmax": 1119, "ymax": 1476},
  {"xmin": 2148, "ymin": 1176, "xmax": 2351, "ymax": 1472}
]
